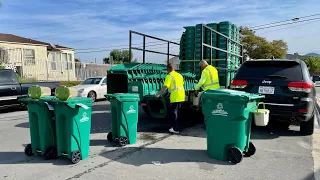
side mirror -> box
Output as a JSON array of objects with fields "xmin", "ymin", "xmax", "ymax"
[{"xmin": 101, "ymin": 83, "xmax": 106, "ymax": 86}]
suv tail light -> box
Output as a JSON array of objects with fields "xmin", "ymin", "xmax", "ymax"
[
  {"xmin": 288, "ymin": 82, "xmax": 312, "ymax": 93},
  {"xmin": 231, "ymin": 80, "xmax": 247, "ymax": 89}
]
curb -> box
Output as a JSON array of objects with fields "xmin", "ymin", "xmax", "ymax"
[{"xmin": 313, "ymin": 98, "xmax": 320, "ymax": 180}]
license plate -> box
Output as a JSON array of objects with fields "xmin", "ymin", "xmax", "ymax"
[{"xmin": 258, "ymin": 86, "xmax": 275, "ymax": 94}]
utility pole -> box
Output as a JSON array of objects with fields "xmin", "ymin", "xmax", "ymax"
[{"xmin": 95, "ymin": 58, "xmax": 96, "ymax": 64}]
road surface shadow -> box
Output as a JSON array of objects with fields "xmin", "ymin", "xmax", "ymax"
[
  {"xmin": 99, "ymin": 146, "xmax": 232, "ymax": 167},
  {"xmin": 0, "ymin": 151, "xmax": 72, "ymax": 165},
  {"xmin": 302, "ymin": 171, "xmax": 316, "ymax": 180},
  {"xmin": 15, "ymin": 122, "xmax": 29, "ymax": 128}
]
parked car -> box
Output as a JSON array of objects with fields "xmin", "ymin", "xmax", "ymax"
[
  {"xmin": 312, "ymin": 76, "xmax": 320, "ymax": 86},
  {"xmin": 0, "ymin": 69, "xmax": 60, "ymax": 109},
  {"xmin": 72, "ymin": 76, "xmax": 107, "ymax": 102},
  {"xmin": 231, "ymin": 59, "xmax": 316, "ymax": 135}
]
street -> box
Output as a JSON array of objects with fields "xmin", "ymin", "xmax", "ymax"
[{"xmin": 0, "ymin": 93, "xmax": 320, "ymax": 180}]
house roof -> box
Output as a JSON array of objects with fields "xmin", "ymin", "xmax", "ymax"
[{"xmin": 0, "ymin": 33, "xmax": 73, "ymax": 50}]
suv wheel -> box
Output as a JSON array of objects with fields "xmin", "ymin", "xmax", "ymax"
[{"xmin": 300, "ymin": 114, "xmax": 315, "ymax": 135}]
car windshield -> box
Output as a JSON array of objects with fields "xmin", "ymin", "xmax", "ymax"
[
  {"xmin": 0, "ymin": 70, "xmax": 16, "ymax": 84},
  {"xmin": 236, "ymin": 61, "xmax": 303, "ymax": 81},
  {"xmin": 81, "ymin": 78, "xmax": 102, "ymax": 85}
]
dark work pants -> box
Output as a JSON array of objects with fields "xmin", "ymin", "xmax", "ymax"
[{"xmin": 169, "ymin": 102, "xmax": 182, "ymax": 131}]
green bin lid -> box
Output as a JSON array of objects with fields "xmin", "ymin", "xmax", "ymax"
[
  {"xmin": 105, "ymin": 93, "xmax": 140, "ymax": 102},
  {"xmin": 41, "ymin": 97, "xmax": 92, "ymax": 108},
  {"xmin": 201, "ymin": 89, "xmax": 264, "ymax": 102}
]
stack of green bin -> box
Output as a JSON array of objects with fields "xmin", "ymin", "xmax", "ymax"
[
  {"xmin": 105, "ymin": 93, "xmax": 140, "ymax": 146},
  {"xmin": 45, "ymin": 97, "xmax": 92, "ymax": 164},
  {"xmin": 19, "ymin": 96, "xmax": 57, "ymax": 160},
  {"xmin": 201, "ymin": 89, "xmax": 264, "ymax": 164}
]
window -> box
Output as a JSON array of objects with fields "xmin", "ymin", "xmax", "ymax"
[
  {"xmin": 102, "ymin": 78, "xmax": 107, "ymax": 84},
  {"xmin": 24, "ymin": 49, "xmax": 35, "ymax": 65},
  {"xmin": 49, "ymin": 52, "xmax": 57, "ymax": 70},
  {"xmin": 62, "ymin": 53, "xmax": 68, "ymax": 70},
  {"xmin": 81, "ymin": 78, "xmax": 102, "ymax": 85},
  {"xmin": 236, "ymin": 61, "xmax": 303, "ymax": 81},
  {"xmin": 0, "ymin": 70, "xmax": 17, "ymax": 84},
  {"xmin": 67, "ymin": 54, "xmax": 73, "ymax": 70}
]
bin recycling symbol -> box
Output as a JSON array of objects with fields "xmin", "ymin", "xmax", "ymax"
[
  {"xmin": 211, "ymin": 103, "xmax": 228, "ymax": 116},
  {"xmin": 80, "ymin": 112, "xmax": 90, "ymax": 123},
  {"xmin": 127, "ymin": 105, "xmax": 136, "ymax": 114}
]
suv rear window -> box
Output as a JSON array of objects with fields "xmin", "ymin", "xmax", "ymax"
[{"xmin": 236, "ymin": 61, "xmax": 303, "ymax": 81}]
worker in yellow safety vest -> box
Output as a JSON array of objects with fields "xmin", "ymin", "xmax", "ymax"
[
  {"xmin": 155, "ymin": 64, "xmax": 185, "ymax": 134},
  {"xmin": 194, "ymin": 60, "xmax": 220, "ymax": 128},
  {"xmin": 194, "ymin": 60, "xmax": 220, "ymax": 95}
]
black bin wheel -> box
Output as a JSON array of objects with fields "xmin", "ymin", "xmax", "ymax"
[
  {"xmin": 24, "ymin": 144, "xmax": 34, "ymax": 156},
  {"xmin": 71, "ymin": 150, "xmax": 81, "ymax": 164},
  {"xmin": 244, "ymin": 142, "xmax": 256, "ymax": 157},
  {"xmin": 44, "ymin": 147, "xmax": 58, "ymax": 160},
  {"xmin": 107, "ymin": 132, "xmax": 113, "ymax": 142},
  {"xmin": 119, "ymin": 136, "xmax": 128, "ymax": 147},
  {"xmin": 227, "ymin": 147, "xmax": 243, "ymax": 164}
]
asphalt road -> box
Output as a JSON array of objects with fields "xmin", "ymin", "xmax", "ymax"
[{"xmin": 0, "ymin": 98, "xmax": 319, "ymax": 180}]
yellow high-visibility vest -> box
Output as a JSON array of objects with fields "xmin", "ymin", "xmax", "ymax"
[
  {"xmin": 201, "ymin": 65, "xmax": 220, "ymax": 91},
  {"xmin": 164, "ymin": 71, "xmax": 185, "ymax": 103}
]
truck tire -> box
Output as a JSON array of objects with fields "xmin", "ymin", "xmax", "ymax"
[
  {"xmin": 300, "ymin": 114, "xmax": 315, "ymax": 135},
  {"xmin": 142, "ymin": 106, "xmax": 149, "ymax": 114}
]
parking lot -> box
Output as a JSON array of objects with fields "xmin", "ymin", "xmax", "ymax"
[{"xmin": 0, "ymin": 97, "xmax": 320, "ymax": 180}]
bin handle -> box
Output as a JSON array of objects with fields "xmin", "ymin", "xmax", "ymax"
[{"xmin": 257, "ymin": 102, "xmax": 265, "ymax": 112}]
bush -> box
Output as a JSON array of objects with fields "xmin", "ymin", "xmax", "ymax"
[
  {"xmin": 16, "ymin": 73, "xmax": 37, "ymax": 83},
  {"xmin": 60, "ymin": 81, "xmax": 82, "ymax": 87}
]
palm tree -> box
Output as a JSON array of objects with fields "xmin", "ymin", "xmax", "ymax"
[{"xmin": 302, "ymin": 56, "xmax": 320, "ymax": 74}]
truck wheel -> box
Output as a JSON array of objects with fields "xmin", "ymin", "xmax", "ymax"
[
  {"xmin": 88, "ymin": 91, "xmax": 96, "ymax": 103},
  {"xmin": 142, "ymin": 106, "xmax": 149, "ymax": 114},
  {"xmin": 300, "ymin": 114, "xmax": 315, "ymax": 135}
]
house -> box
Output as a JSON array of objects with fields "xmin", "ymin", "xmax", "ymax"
[{"xmin": 0, "ymin": 33, "xmax": 76, "ymax": 81}]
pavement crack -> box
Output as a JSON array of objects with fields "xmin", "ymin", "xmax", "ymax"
[{"xmin": 66, "ymin": 134, "xmax": 172, "ymax": 180}]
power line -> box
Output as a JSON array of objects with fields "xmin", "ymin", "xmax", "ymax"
[
  {"xmin": 251, "ymin": 17, "xmax": 320, "ymax": 30},
  {"xmin": 249, "ymin": 13, "xmax": 320, "ymax": 29},
  {"xmin": 257, "ymin": 19, "xmax": 320, "ymax": 35}
]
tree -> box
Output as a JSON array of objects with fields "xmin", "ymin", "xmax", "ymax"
[
  {"xmin": 103, "ymin": 49, "xmax": 133, "ymax": 64},
  {"xmin": 75, "ymin": 58, "xmax": 80, "ymax": 62},
  {"xmin": 240, "ymin": 27, "xmax": 288, "ymax": 59},
  {"xmin": 302, "ymin": 56, "xmax": 320, "ymax": 73}
]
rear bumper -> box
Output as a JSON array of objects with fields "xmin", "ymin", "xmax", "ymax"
[{"xmin": 264, "ymin": 99, "xmax": 315, "ymax": 123}]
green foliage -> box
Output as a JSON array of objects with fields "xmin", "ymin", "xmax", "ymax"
[
  {"xmin": 75, "ymin": 58, "xmax": 80, "ymax": 62},
  {"xmin": 16, "ymin": 73, "xmax": 37, "ymax": 83},
  {"xmin": 240, "ymin": 27, "xmax": 288, "ymax": 59},
  {"xmin": 302, "ymin": 56, "xmax": 320, "ymax": 73},
  {"xmin": 59, "ymin": 81, "xmax": 82, "ymax": 87},
  {"xmin": 103, "ymin": 49, "xmax": 133, "ymax": 64}
]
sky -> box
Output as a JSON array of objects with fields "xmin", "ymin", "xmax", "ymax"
[{"xmin": 0, "ymin": 0, "xmax": 320, "ymax": 63}]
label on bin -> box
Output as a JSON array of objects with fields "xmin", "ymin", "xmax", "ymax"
[
  {"xmin": 132, "ymin": 86, "xmax": 138, "ymax": 92},
  {"xmin": 77, "ymin": 103, "xmax": 89, "ymax": 110},
  {"xmin": 211, "ymin": 103, "xmax": 228, "ymax": 116},
  {"xmin": 45, "ymin": 102, "xmax": 54, "ymax": 111},
  {"xmin": 80, "ymin": 112, "xmax": 90, "ymax": 123},
  {"xmin": 127, "ymin": 105, "xmax": 136, "ymax": 114}
]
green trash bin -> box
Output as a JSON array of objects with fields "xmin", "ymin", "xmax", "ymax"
[
  {"xmin": 105, "ymin": 93, "xmax": 140, "ymax": 146},
  {"xmin": 19, "ymin": 96, "xmax": 57, "ymax": 160},
  {"xmin": 45, "ymin": 97, "xmax": 92, "ymax": 164},
  {"xmin": 201, "ymin": 89, "xmax": 264, "ymax": 164}
]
